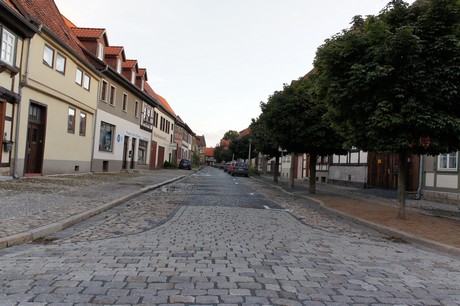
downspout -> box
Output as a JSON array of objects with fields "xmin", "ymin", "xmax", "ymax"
[
  {"xmin": 90, "ymin": 65, "xmax": 109, "ymax": 173},
  {"xmin": 13, "ymin": 36, "xmax": 32, "ymax": 178},
  {"xmin": 415, "ymin": 154, "xmax": 423, "ymax": 200}
]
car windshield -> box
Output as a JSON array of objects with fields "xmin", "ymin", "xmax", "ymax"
[{"xmin": 236, "ymin": 162, "xmax": 246, "ymax": 167}]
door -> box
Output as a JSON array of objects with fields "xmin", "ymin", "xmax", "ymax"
[
  {"xmin": 122, "ymin": 136, "xmax": 129, "ymax": 169},
  {"xmin": 158, "ymin": 146, "xmax": 165, "ymax": 169},
  {"xmin": 25, "ymin": 123, "xmax": 44, "ymax": 174},
  {"xmin": 130, "ymin": 138, "xmax": 136, "ymax": 169}
]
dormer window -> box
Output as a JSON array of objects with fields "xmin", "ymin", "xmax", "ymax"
[
  {"xmin": 97, "ymin": 42, "xmax": 104, "ymax": 60},
  {"xmin": 141, "ymin": 79, "xmax": 145, "ymax": 91},
  {"xmin": 116, "ymin": 58, "xmax": 122, "ymax": 73},
  {"xmin": 131, "ymin": 71, "xmax": 135, "ymax": 83}
]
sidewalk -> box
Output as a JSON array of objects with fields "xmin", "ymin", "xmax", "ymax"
[
  {"xmin": 256, "ymin": 174, "xmax": 460, "ymax": 257},
  {"xmin": 0, "ymin": 169, "xmax": 190, "ymax": 249}
]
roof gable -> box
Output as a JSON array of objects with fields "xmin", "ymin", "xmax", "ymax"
[{"xmin": 13, "ymin": 0, "xmax": 87, "ymax": 59}]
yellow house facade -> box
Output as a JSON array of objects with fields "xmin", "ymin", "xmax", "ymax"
[{"xmin": 7, "ymin": 0, "xmax": 99, "ymax": 177}]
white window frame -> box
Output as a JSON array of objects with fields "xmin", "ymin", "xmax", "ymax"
[
  {"xmin": 83, "ymin": 73, "xmax": 90, "ymax": 90},
  {"xmin": 97, "ymin": 42, "xmax": 104, "ymax": 60},
  {"xmin": 43, "ymin": 44, "xmax": 54, "ymax": 68},
  {"xmin": 75, "ymin": 68, "xmax": 83, "ymax": 85},
  {"xmin": 134, "ymin": 100, "xmax": 139, "ymax": 117},
  {"xmin": 79, "ymin": 112, "xmax": 87, "ymax": 136},
  {"xmin": 122, "ymin": 93, "xmax": 128, "ymax": 112},
  {"xmin": 116, "ymin": 58, "xmax": 122, "ymax": 73},
  {"xmin": 438, "ymin": 152, "xmax": 458, "ymax": 171},
  {"xmin": 67, "ymin": 107, "xmax": 76, "ymax": 133},
  {"xmin": 55, "ymin": 52, "xmax": 66, "ymax": 74},
  {"xmin": 1, "ymin": 28, "xmax": 16, "ymax": 66},
  {"xmin": 100, "ymin": 80, "xmax": 108, "ymax": 102},
  {"xmin": 109, "ymin": 85, "xmax": 116, "ymax": 106},
  {"xmin": 131, "ymin": 71, "xmax": 135, "ymax": 83}
]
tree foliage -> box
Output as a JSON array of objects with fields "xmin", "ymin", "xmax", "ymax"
[
  {"xmin": 314, "ymin": 0, "xmax": 460, "ymax": 217},
  {"xmin": 254, "ymin": 74, "xmax": 346, "ymax": 190}
]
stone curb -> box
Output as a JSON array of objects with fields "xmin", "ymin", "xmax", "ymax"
[
  {"xmin": 0, "ymin": 175, "xmax": 187, "ymax": 250},
  {"xmin": 252, "ymin": 176, "xmax": 460, "ymax": 258}
]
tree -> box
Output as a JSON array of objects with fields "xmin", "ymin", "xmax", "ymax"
[
  {"xmin": 261, "ymin": 75, "xmax": 346, "ymax": 192},
  {"xmin": 251, "ymin": 104, "xmax": 283, "ymax": 182},
  {"xmin": 213, "ymin": 145, "xmax": 233, "ymax": 163},
  {"xmin": 223, "ymin": 130, "xmax": 239, "ymax": 142},
  {"xmin": 229, "ymin": 134, "xmax": 256, "ymax": 161},
  {"xmin": 314, "ymin": 0, "xmax": 460, "ymax": 218}
]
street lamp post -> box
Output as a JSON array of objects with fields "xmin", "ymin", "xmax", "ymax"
[{"xmin": 248, "ymin": 138, "xmax": 252, "ymax": 167}]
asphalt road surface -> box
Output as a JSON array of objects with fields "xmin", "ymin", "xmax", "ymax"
[{"xmin": 0, "ymin": 167, "xmax": 459, "ymax": 305}]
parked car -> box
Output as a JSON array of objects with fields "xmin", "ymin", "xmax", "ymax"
[
  {"xmin": 224, "ymin": 162, "xmax": 231, "ymax": 172},
  {"xmin": 178, "ymin": 159, "xmax": 192, "ymax": 170},
  {"xmin": 231, "ymin": 162, "xmax": 249, "ymax": 177}
]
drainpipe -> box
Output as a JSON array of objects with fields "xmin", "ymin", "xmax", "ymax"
[
  {"xmin": 13, "ymin": 36, "xmax": 33, "ymax": 178},
  {"xmin": 90, "ymin": 65, "xmax": 108, "ymax": 173},
  {"xmin": 415, "ymin": 155, "xmax": 423, "ymax": 200}
]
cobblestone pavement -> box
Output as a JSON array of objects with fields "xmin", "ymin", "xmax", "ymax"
[
  {"xmin": 0, "ymin": 168, "xmax": 459, "ymax": 305},
  {"xmin": 0, "ymin": 170, "xmax": 189, "ymax": 239}
]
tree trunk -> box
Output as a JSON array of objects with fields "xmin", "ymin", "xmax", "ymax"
[
  {"xmin": 273, "ymin": 154, "xmax": 280, "ymax": 183},
  {"xmin": 309, "ymin": 153, "xmax": 317, "ymax": 194},
  {"xmin": 262, "ymin": 156, "xmax": 267, "ymax": 175},
  {"xmin": 397, "ymin": 151, "xmax": 408, "ymax": 219},
  {"xmin": 289, "ymin": 153, "xmax": 296, "ymax": 189}
]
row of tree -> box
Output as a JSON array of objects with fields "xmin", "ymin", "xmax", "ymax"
[
  {"xmin": 250, "ymin": 0, "xmax": 460, "ymax": 219},
  {"xmin": 213, "ymin": 130, "xmax": 256, "ymax": 164}
]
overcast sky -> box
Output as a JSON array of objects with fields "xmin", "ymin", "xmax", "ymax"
[{"xmin": 55, "ymin": 0, "xmax": 414, "ymax": 147}]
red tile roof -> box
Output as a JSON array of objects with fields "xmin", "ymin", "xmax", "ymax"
[
  {"xmin": 196, "ymin": 135, "xmax": 206, "ymax": 147},
  {"xmin": 239, "ymin": 127, "xmax": 251, "ymax": 137},
  {"xmin": 205, "ymin": 147, "xmax": 215, "ymax": 157},
  {"xmin": 105, "ymin": 46, "xmax": 124, "ymax": 56},
  {"xmin": 12, "ymin": 0, "xmax": 86, "ymax": 59},
  {"xmin": 62, "ymin": 15, "xmax": 76, "ymax": 28},
  {"xmin": 144, "ymin": 82, "xmax": 176, "ymax": 117},
  {"xmin": 137, "ymin": 68, "xmax": 147, "ymax": 80},
  {"xmin": 72, "ymin": 27, "xmax": 106, "ymax": 40},
  {"xmin": 123, "ymin": 59, "xmax": 138, "ymax": 69}
]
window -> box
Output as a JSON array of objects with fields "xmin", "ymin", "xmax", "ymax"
[
  {"xmin": 109, "ymin": 85, "xmax": 116, "ymax": 106},
  {"xmin": 75, "ymin": 68, "xmax": 83, "ymax": 85},
  {"xmin": 134, "ymin": 101, "xmax": 139, "ymax": 117},
  {"xmin": 138, "ymin": 140, "xmax": 148, "ymax": 165},
  {"xmin": 116, "ymin": 58, "xmax": 122, "ymax": 73},
  {"xmin": 43, "ymin": 45, "xmax": 54, "ymax": 67},
  {"xmin": 131, "ymin": 71, "xmax": 135, "ymax": 83},
  {"xmin": 100, "ymin": 80, "xmax": 108, "ymax": 101},
  {"xmin": 97, "ymin": 42, "xmax": 104, "ymax": 60},
  {"xmin": 79, "ymin": 112, "xmax": 87, "ymax": 136},
  {"xmin": 83, "ymin": 73, "xmax": 90, "ymax": 90},
  {"xmin": 55, "ymin": 53, "xmax": 66, "ymax": 73},
  {"xmin": 438, "ymin": 152, "xmax": 458, "ymax": 171},
  {"xmin": 122, "ymin": 93, "xmax": 128, "ymax": 112},
  {"xmin": 68, "ymin": 107, "xmax": 76, "ymax": 133},
  {"xmin": 1, "ymin": 28, "xmax": 16, "ymax": 66},
  {"xmin": 99, "ymin": 121, "xmax": 115, "ymax": 152}
]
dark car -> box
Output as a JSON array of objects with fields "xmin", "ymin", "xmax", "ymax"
[
  {"xmin": 223, "ymin": 161, "xmax": 231, "ymax": 172},
  {"xmin": 231, "ymin": 162, "xmax": 248, "ymax": 177},
  {"xmin": 178, "ymin": 159, "xmax": 192, "ymax": 170}
]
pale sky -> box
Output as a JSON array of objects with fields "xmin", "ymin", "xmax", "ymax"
[{"xmin": 55, "ymin": 0, "xmax": 414, "ymax": 147}]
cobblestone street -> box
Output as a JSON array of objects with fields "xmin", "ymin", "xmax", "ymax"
[{"xmin": 0, "ymin": 168, "xmax": 459, "ymax": 305}]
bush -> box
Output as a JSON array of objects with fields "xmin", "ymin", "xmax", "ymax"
[
  {"xmin": 248, "ymin": 166, "xmax": 259, "ymax": 176},
  {"xmin": 163, "ymin": 161, "xmax": 177, "ymax": 169}
]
